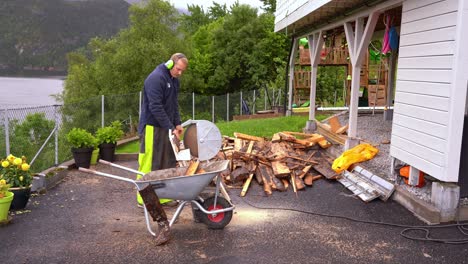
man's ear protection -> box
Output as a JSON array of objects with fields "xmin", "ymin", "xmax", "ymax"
[{"xmin": 165, "ymin": 59, "xmax": 174, "ymax": 70}]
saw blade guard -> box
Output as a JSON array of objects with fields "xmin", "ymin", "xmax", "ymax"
[{"xmin": 182, "ymin": 120, "xmax": 222, "ymax": 161}]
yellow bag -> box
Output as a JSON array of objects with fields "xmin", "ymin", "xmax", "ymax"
[{"xmin": 332, "ymin": 143, "xmax": 379, "ymax": 173}]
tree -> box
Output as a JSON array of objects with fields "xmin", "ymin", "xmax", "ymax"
[
  {"xmin": 260, "ymin": 0, "xmax": 276, "ymax": 13},
  {"xmin": 184, "ymin": 4, "xmax": 288, "ymax": 95},
  {"xmin": 62, "ymin": 0, "xmax": 186, "ymax": 132}
]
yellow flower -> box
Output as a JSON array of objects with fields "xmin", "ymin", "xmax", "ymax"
[
  {"xmin": 0, "ymin": 179, "xmax": 5, "ymax": 185},
  {"xmin": 19, "ymin": 176, "xmax": 24, "ymax": 181},
  {"xmin": 1, "ymin": 160, "xmax": 8, "ymax": 168},
  {"xmin": 13, "ymin": 157, "xmax": 22, "ymax": 166},
  {"xmin": 7, "ymin": 154, "xmax": 15, "ymax": 162},
  {"xmin": 21, "ymin": 163, "xmax": 30, "ymax": 171}
]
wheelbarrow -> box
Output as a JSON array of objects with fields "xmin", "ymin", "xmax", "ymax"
[{"xmin": 79, "ymin": 159, "xmax": 234, "ymax": 236}]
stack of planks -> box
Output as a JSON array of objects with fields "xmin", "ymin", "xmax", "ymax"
[
  {"xmin": 316, "ymin": 116, "xmax": 349, "ymax": 145},
  {"xmin": 220, "ymin": 132, "xmax": 340, "ymax": 197}
]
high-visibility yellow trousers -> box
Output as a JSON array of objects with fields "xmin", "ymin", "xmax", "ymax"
[{"xmin": 137, "ymin": 125, "xmax": 176, "ymax": 205}]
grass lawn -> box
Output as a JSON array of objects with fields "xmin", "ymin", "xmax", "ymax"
[{"xmin": 116, "ymin": 114, "xmax": 327, "ymax": 154}]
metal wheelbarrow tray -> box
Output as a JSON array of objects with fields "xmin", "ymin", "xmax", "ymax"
[{"xmin": 79, "ymin": 159, "xmax": 234, "ymax": 236}]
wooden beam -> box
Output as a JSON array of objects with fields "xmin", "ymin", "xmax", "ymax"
[{"xmin": 234, "ymin": 132, "xmax": 264, "ymax": 142}]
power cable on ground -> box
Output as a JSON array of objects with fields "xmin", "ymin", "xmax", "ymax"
[{"xmin": 239, "ymin": 197, "xmax": 468, "ymax": 244}]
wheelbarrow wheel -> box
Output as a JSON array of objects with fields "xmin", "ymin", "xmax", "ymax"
[{"xmin": 200, "ymin": 197, "xmax": 232, "ymax": 229}]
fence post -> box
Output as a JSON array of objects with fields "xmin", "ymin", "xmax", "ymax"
[
  {"xmin": 240, "ymin": 91, "xmax": 243, "ymax": 115},
  {"xmin": 253, "ymin": 90, "xmax": 256, "ymax": 114},
  {"xmin": 101, "ymin": 95, "xmax": 105, "ymax": 128},
  {"xmin": 139, "ymin": 91, "xmax": 142, "ymax": 120},
  {"xmin": 3, "ymin": 108, "xmax": 10, "ymax": 156},
  {"xmin": 212, "ymin": 96, "xmax": 215, "ymax": 123},
  {"xmin": 192, "ymin": 92, "xmax": 195, "ymax": 120},
  {"xmin": 54, "ymin": 105, "xmax": 59, "ymax": 166},
  {"xmin": 227, "ymin": 93, "xmax": 229, "ymax": 122},
  {"xmin": 264, "ymin": 89, "xmax": 267, "ymax": 110}
]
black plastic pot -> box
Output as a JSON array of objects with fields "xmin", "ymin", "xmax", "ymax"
[
  {"xmin": 71, "ymin": 147, "xmax": 93, "ymax": 168},
  {"xmin": 99, "ymin": 143, "xmax": 116, "ymax": 162},
  {"xmin": 9, "ymin": 186, "xmax": 31, "ymax": 210}
]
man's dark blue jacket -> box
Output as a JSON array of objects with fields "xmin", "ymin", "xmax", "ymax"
[{"xmin": 138, "ymin": 63, "xmax": 181, "ymax": 134}]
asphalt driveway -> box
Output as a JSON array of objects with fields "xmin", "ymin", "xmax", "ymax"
[{"xmin": 1, "ymin": 160, "xmax": 467, "ymax": 264}]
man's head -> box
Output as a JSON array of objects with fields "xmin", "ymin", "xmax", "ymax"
[{"xmin": 168, "ymin": 53, "xmax": 188, "ymax": 78}]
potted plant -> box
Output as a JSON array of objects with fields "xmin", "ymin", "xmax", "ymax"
[
  {"xmin": 1, "ymin": 154, "xmax": 33, "ymax": 210},
  {"xmin": 66, "ymin": 128, "xmax": 96, "ymax": 168},
  {"xmin": 0, "ymin": 179, "xmax": 14, "ymax": 222},
  {"xmin": 95, "ymin": 121, "xmax": 124, "ymax": 162}
]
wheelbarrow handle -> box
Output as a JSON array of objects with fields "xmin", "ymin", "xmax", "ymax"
[
  {"xmin": 78, "ymin": 167, "xmax": 137, "ymax": 185},
  {"xmin": 98, "ymin": 160, "xmax": 145, "ymax": 176}
]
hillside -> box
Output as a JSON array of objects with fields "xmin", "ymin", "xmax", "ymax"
[{"xmin": 0, "ymin": 0, "xmax": 130, "ymax": 75}]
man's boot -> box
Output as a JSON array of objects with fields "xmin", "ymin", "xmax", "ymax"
[{"xmin": 139, "ymin": 184, "xmax": 171, "ymax": 245}]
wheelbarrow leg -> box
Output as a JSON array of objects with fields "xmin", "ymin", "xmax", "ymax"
[{"xmin": 139, "ymin": 185, "xmax": 171, "ymax": 245}]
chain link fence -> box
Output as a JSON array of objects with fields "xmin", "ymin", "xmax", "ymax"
[{"xmin": 1, "ymin": 88, "xmax": 282, "ymax": 174}]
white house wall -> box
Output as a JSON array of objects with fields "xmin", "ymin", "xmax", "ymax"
[{"xmin": 391, "ymin": 0, "xmax": 459, "ymax": 181}]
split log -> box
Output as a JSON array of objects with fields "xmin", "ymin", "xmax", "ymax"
[
  {"xmin": 294, "ymin": 175, "xmax": 305, "ymax": 190},
  {"xmin": 318, "ymin": 139, "xmax": 332, "ymax": 149},
  {"xmin": 290, "ymin": 174, "xmax": 297, "ymax": 194},
  {"xmin": 185, "ymin": 160, "xmax": 199, "ymax": 176},
  {"xmin": 298, "ymin": 165, "xmax": 312, "ymax": 179},
  {"xmin": 195, "ymin": 167, "xmax": 206, "ymax": 174},
  {"xmin": 278, "ymin": 132, "xmax": 315, "ymax": 147},
  {"xmin": 234, "ymin": 138, "xmax": 243, "ymax": 151},
  {"xmin": 271, "ymin": 133, "xmax": 281, "ymax": 142},
  {"xmin": 304, "ymin": 173, "xmax": 314, "ymax": 186},
  {"xmin": 305, "ymin": 174, "xmax": 322, "ymax": 186},
  {"xmin": 234, "ymin": 132, "xmax": 264, "ymax": 142},
  {"xmin": 246, "ymin": 141, "xmax": 255, "ymax": 154},
  {"xmin": 261, "ymin": 175, "xmax": 272, "ymax": 195},
  {"xmin": 231, "ymin": 167, "xmax": 250, "ymax": 183},
  {"xmin": 271, "ymin": 161, "xmax": 290, "ymax": 178},
  {"xmin": 240, "ymin": 165, "xmax": 257, "ymax": 197},
  {"xmin": 281, "ymin": 179, "xmax": 289, "ymax": 189},
  {"xmin": 257, "ymin": 164, "xmax": 275, "ymax": 194},
  {"xmin": 271, "ymin": 175, "xmax": 286, "ymax": 191}
]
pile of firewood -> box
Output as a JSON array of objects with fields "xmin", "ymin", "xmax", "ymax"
[{"xmin": 219, "ymin": 132, "xmax": 341, "ymax": 197}]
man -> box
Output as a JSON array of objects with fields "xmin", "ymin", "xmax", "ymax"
[{"xmin": 137, "ymin": 53, "xmax": 188, "ymax": 245}]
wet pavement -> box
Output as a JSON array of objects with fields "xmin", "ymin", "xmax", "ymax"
[{"xmin": 1, "ymin": 160, "xmax": 468, "ymax": 264}]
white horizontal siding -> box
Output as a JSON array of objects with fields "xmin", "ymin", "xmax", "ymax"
[
  {"xmin": 392, "ymin": 0, "xmax": 459, "ymax": 182},
  {"xmin": 396, "ymin": 80, "xmax": 451, "ymax": 97},
  {"xmin": 402, "ymin": 0, "xmax": 441, "ymax": 12},
  {"xmin": 399, "ymin": 42, "xmax": 455, "ymax": 57},
  {"xmin": 398, "ymin": 56, "xmax": 454, "ymax": 70},
  {"xmin": 401, "ymin": 0, "xmax": 458, "ymax": 23},
  {"xmin": 391, "ymin": 135, "xmax": 445, "ymax": 166},
  {"xmin": 390, "ymin": 145, "xmax": 444, "ymax": 178},
  {"xmin": 400, "ymin": 11, "xmax": 457, "ymax": 35},
  {"xmin": 392, "ymin": 124, "xmax": 447, "ymax": 152},
  {"xmin": 393, "ymin": 103, "xmax": 449, "ymax": 125},
  {"xmin": 395, "ymin": 91, "xmax": 449, "ymax": 111},
  {"xmin": 397, "ymin": 69, "xmax": 452, "ymax": 83},
  {"xmin": 399, "ymin": 27, "xmax": 456, "ymax": 46},
  {"xmin": 393, "ymin": 112, "xmax": 448, "ymax": 139}
]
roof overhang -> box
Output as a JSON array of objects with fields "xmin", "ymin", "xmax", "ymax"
[{"xmin": 274, "ymin": 0, "xmax": 387, "ymax": 37}]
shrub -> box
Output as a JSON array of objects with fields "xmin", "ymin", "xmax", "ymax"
[
  {"xmin": 95, "ymin": 121, "xmax": 124, "ymax": 145},
  {"xmin": 66, "ymin": 128, "xmax": 96, "ymax": 149}
]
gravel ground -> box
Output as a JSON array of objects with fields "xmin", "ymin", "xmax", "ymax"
[{"xmin": 325, "ymin": 111, "xmax": 432, "ymax": 202}]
